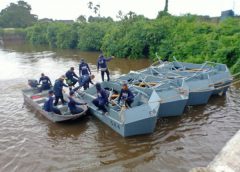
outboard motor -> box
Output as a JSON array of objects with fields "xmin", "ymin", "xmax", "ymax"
[{"xmin": 28, "ymin": 79, "xmax": 38, "ymax": 88}]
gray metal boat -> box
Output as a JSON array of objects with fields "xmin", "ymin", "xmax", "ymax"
[
  {"xmin": 77, "ymin": 81, "xmax": 160, "ymax": 137},
  {"xmin": 22, "ymin": 88, "xmax": 88, "ymax": 122},
  {"xmin": 166, "ymin": 60, "xmax": 233, "ymax": 96},
  {"xmin": 117, "ymin": 73, "xmax": 189, "ymax": 117},
  {"xmin": 139, "ymin": 60, "xmax": 232, "ymax": 104}
]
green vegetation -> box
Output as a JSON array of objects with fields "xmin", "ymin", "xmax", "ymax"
[
  {"xmin": 24, "ymin": 15, "xmax": 240, "ymax": 70},
  {"xmin": 0, "ymin": 1, "xmax": 37, "ymax": 28}
]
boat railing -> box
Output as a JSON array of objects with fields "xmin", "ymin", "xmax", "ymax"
[{"xmin": 173, "ymin": 56, "xmax": 185, "ymax": 69}]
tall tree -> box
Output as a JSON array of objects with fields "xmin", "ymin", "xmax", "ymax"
[
  {"xmin": 87, "ymin": 1, "xmax": 100, "ymax": 16},
  {"xmin": 164, "ymin": 0, "xmax": 168, "ymax": 12},
  {"xmin": 76, "ymin": 15, "xmax": 86, "ymax": 23},
  {"xmin": 0, "ymin": 0, "xmax": 37, "ymax": 28},
  {"xmin": 87, "ymin": 1, "xmax": 93, "ymax": 9}
]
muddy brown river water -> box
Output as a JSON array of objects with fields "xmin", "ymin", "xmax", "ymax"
[{"xmin": 0, "ymin": 42, "xmax": 240, "ymax": 172}]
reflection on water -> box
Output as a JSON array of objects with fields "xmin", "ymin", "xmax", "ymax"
[{"xmin": 0, "ymin": 41, "xmax": 240, "ymax": 172}]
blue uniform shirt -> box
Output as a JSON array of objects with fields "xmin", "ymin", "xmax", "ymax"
[
  {"xmin": 39, "ymin": 76, "xmax": 51, "ymax": 86},
  {"xmin": 43, "ymin": 96, "xmax": 54, "ymax": 112},
  {"xmin": 97, "ymin": 89, "xmax": 108, "ymax": 105},
  {"xmin": 79, "ymin": 75, "xmax": 93, "ymax": 87},
  {"xmin": 65, "ymin": 70, "xmax": 78, "ymax": 80},
  {"xmin": 118, "ymin": 89, "xmax": 134, "ymax": 103},
  {"xmin": 53, "ymin": 79, "xmax": 68, "ymax": 96},
  {"xmin": 68, "ymin": 97, "xmax": 83, "ymax": 111},
  {"xmin": 97, "ymin": 56, "xmax": 112, "ymax": 71},
  {"xmin": 79, "ymin": 62, "xmax": 91, "ymax": 76}
]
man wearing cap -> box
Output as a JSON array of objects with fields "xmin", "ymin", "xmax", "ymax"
[
  {"xmin": 43, "ymin": 90, "xmax": 61, "ymax": 115},
  {"xmin": 39, "ymin": 73, "xmax": 52, "ymax": 92},
  {"xmin": 65, "ymin": 67, "xmax": 79, "ymax": 89},
  {"xmin": 118, "ymin": 83, "xmax": 134, "ymax": 108},
  {"xmin": 92, "ymin": 83, "xmax": 109, "ymax": 114},
  {"xmin": 68, "ymin": 91, "xmax": 87, "ymax": 114},
  {"xmin": 53, "ymin": 75, "xmax": 68, "ymax": 106},
  {"xmin": 79, "ymin": 58, "xmax": 91, "ymax": 76},
  {"xmin": 97, "ymin": 54, "xmax": 114, "ymax": 82}
]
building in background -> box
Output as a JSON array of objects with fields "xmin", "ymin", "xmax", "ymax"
[{"xmin": 220, "ymin": 10, "xmax": 235, "ymax": 20}]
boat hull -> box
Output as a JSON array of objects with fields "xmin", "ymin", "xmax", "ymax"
[
  {"xmin": 187, "ymin": 90, "xmax": 212, "ymax": 106},
  {"xmin": 22, "ymin": 88, "xmax": 88, "ymax": 122},
  {"xmin": 87, "ymin": 102, "xmax": 157, "ymax": 137},
  {"xmin": 212, "ymin": 81, "xmax": 231, "ymax": 96},
  {"xmin": 79, "ymin": 82, "xmax": 159, "ymax": 137},
  {"xmin": 158, "ymin": 98, "xmax": 187, "ymax": 117}
]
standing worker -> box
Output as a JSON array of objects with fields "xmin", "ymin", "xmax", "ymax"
[
  {"xmin": 97, "ymin": 54, "xmax": 114, "ymax": 82},
  {"xmin": 92, "ymin": 83, "xmax": 109, "ymax": 115},
  {"xmin": 68, "ymin": 91, "xmax": 87, "ymax": 114},
  {"xmin": 118, "ymin": 83, "xmax": 134, "ymax": 108},
  {"xmin": 79, "ymin": 58, "xmax": 91, "ymax": 76},
  {"xmin": 43, "ymin": 90, "xmax": 61, "ymax": 115},
  {"xmin": 39, "ymin": 73, "xmax": 52, "ymax": 92},
  {"xmin": 65, "ymin": 67, "xmax": 79, "ymax": 90},
  {"xmin": 53, "ymin": 75, "xmax": 68, "ymax": 106}
]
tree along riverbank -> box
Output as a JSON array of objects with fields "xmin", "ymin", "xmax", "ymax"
[{"xmin": 1, "ymin": 15, "xmax": 240, "ymax": 74}]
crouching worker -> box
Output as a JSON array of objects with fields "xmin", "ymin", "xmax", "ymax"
[
  {"xmin": 92, "ymin": 83, "xmax": 109, "ymax": 115},
  {"xmin": 43, "ymin": 90, "xmax": 61, "ymax": 115},
  {"xmin": 68, "ymin": 91, "xmax": 87, "ymax": 114},
  {"xmin": 53, "ymin": 75, "xmax": 68, "ymax": 106},
  {"xmin": 66, "ymin": 67, "xmax": 79, "ymax": 91},
  {"xmin": 118, "ymin": 83, "xmax": 134, "ymax": 108},
  {"xmin": 39, "ymin": 73, "xmax": 52, "ymax": 92}
]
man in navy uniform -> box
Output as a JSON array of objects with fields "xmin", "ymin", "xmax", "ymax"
[
  {"xmin": 79, "ymin": 58, "xmax": 91, "ymax": 76},
  {"xmin": 68, "ymin": 91, "xmax": 87, "ymax": 114},
  {"xmin": 53, "ymin": 75, "xmax": 68, "ymax": 106},
  {"xmin": 65, "ymin": 67, "xmax": 79, "ymax": 89},
  {"xmin": 92, "ymin": 83, "xmax": 109, "ymax": 114},
  {"xmin": 39, "ymin": 73, "xmax": 52, "ymax": 92},
  {"xmin": 118, "ymin": 83, "xmax": 134, "ymax": 108},
  {"xmin": 43, "ymin": 90, "xmax": 61, "ymax": 115},
  {"xmin": 79, "ymin": 74, "xmax": 95, "ymax": 90},
  {"xmin": 97, "ymin": 54, "xmax": 114, "ymax": 81}
]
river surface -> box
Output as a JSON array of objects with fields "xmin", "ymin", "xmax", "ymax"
[{"xmin": 0, "ymin": 41, "xmax": 240, "ymax": 172}]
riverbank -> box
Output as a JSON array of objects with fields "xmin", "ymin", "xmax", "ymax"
[
  {"xmin": 0, "ymin": 28, "xmax": 26, "ymax": 42},
  {"xmin": 191, "ymin": 128, "xmax": 240, "ymax": 172}
]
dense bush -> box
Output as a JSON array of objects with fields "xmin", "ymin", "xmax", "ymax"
[{"xmin": 24, "ymin": 15, "xmax": 240, "ymax": 74}]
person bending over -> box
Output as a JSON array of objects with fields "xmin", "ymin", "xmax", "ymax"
[
  {"xmin": 79, "ymin": 74, "xmax": 95, "ymax": 90},
  {"xmin": 66, "ymin": 67, "xmax": 79, "ymax": 90},
  {"xmin": 92, "ymin": 83, "xmax": 109, "ymax": 114},
  {"xmin": 53, "ymin": 75, "xmax": 68, "ymax": 106}
]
